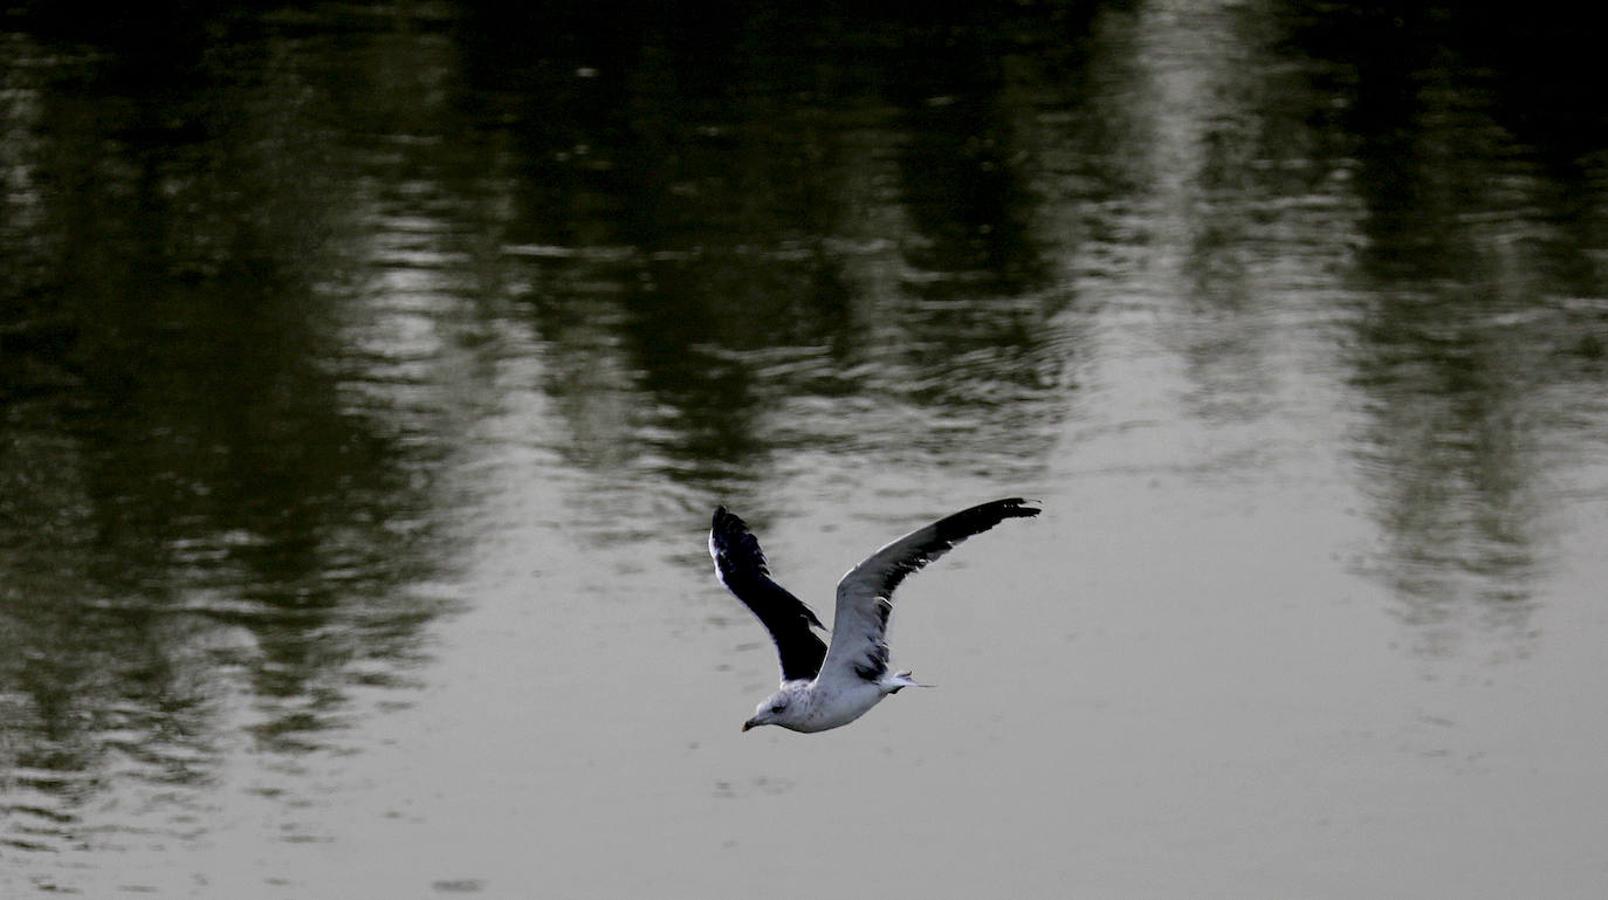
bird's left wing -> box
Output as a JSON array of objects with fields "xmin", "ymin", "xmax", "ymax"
[
  {"xmin": 818, "ymin": 498, "xmax": 1040, "ymax": 686},
  {"xmin": 709, "ymin": 506, "xmax": 829, "ymax": 683}
]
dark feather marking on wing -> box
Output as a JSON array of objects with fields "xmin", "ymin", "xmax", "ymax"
[
  {"xmin": 710, "ymin": 506, "xmax": 828, "ymax": 682},
  {"xmin": 874, "ymin": 596, "xmax": 892, "ymax": 628},
  {"xmin": 854, "ymin": 636, "xmax": 891, "ymax": 682}
]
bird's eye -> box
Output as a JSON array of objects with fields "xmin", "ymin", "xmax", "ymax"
[{"xmin": 770, "ymin": 705, "xmax": 787, "ymax": 714}]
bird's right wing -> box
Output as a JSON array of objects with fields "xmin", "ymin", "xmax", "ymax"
[
  {"xmin": 818, "ymin": 498, "xmax": 1041, "ymax": 687},
  {"xmin": 709, "ymin": 507, "xmax": 828, "ymax": 683}
]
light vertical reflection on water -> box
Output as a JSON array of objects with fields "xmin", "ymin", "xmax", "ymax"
[{"xmin": 1, "ymin": 0, "xmax": 1607, "ymax": 895}]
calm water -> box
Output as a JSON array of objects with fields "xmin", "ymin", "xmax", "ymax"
[{"xmin": 4, "ymin": 2, "xmax": 1607, "ymax": 897}]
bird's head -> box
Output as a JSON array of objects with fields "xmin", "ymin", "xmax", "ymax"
[{"xmin": 742, "ymin": 685, "xmax": 805, "ymax": 733}]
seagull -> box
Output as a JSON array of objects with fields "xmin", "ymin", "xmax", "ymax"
[{"xmin": 708, "ymin": 497, "xmax": 1041, "ymax": 734}]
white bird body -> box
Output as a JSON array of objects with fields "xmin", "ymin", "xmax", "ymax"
[
  {"xmin": 750, "ymin": 673, "xmax": 915, "ymax": 733},
  {"xmin": 708, "ymin": 498, "xmax": 1040, "ymax": 734}
]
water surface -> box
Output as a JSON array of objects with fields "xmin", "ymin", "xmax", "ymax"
[{"xmin": 3, "ymin": 2, "xmax": 1607, "ymax": 897}]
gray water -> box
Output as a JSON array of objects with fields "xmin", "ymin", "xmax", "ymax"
[{"xmin": 4, "ymin": 2, "xmax": 1607, "ymax": 897}]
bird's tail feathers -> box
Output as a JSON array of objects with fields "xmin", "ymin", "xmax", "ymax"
[{"xmin": 883, "ymin": 670, "xmax": 933, "ymax": 694}]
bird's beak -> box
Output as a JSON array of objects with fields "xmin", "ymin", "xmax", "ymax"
[{"xmin": 741, "ymin": 718, "xmax": 758, "ymax": 733}]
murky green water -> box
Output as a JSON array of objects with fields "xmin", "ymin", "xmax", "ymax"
[{"xmin": 4, "ymin": 2, "xmax": 1607, "ymax": 897}]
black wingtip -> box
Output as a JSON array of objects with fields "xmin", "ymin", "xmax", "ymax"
[
  {"xmin": 712, "ymin": 506, "xmax": 759, "ymax": 542},
  {"xmin": 988, "ymin": 497, "xmax": 1042, "ymax": 518},
  {"xmin": 924, "ymin": 498, "xmax": 1041, "ymax": 547},
  {"xmin": 710, "ymin": 504, "xmax": 779, "ymax": 580},
  {"xmin": 913, "ymin": 494, "xmax": 1048, "ymax": 559}
]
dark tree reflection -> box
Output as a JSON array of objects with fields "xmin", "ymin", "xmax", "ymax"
[
  {"xmin": 464, "ymin": 5, "xmax": 1091, "ymax": 496},
  {"xmin": 1288, "ymin": 1, "xmax": 1608, "ymax": 641},
  {"xmin": 1, "ymin": 12, "xmax": 464, "ymax": 859}
]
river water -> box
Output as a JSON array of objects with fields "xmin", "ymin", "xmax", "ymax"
[{"xmin": 3, "ymin": 2, "xmax": 1607, "ymax": 897}]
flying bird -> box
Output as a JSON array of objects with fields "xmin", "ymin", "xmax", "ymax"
[{"xmin": 708, "ymin": 497, "xmax": 1040, "ymax": 734}]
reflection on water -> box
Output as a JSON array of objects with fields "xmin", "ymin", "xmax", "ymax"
[
  {"xmin": 3, "ymin": 0, "xmax": 1607, "ymax": 894},
  {"xmin": 1, "ymin": 6, "xmax": 475, "ymax": 873},
  {"xmin": 1299, "ymin": 3, "xmax": 1608, "ymax": 642}
]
